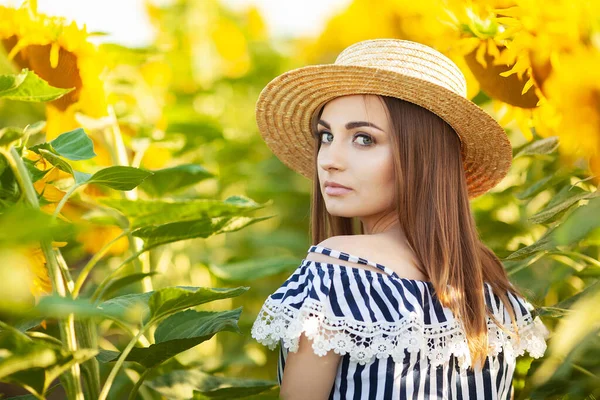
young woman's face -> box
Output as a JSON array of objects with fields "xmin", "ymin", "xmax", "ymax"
[{"xmin": 316, "ymin": 94, "xmax": 397, "ymax": 228}]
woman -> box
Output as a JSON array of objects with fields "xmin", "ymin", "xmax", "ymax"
[{"xmin": 251, "ymin": 39, "xmax": 549, "ymax": 399}]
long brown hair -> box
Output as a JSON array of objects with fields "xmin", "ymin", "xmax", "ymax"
[{"xmin": 308, "ymin": 94, "xmax": 521, "ymax": 369}]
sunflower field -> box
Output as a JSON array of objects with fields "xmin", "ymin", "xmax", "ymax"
[{"xmin": 0, "ymin": 0, "xmax": 599, "ymax": 399}]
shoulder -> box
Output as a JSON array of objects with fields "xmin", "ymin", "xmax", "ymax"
[
  {"xmin": 307, "ymin": 235, "xmax": 425, "ymax": 280},
  {"xmin": 305, "ymin": 235, "xmax": 369, "ymax": 264}
]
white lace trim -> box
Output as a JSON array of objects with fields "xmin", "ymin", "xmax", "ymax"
[{"xmin": 251, "ymin": 297, "xmax": 549, "ymax": 369}]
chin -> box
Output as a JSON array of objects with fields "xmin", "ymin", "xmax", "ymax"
[{"xmin": 324, "ymin": 206, "xmax": 355, "ymax": 218}]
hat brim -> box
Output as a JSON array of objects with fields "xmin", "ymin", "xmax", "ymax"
[{"xmin": 255, "ymin": 64, "xmax": 512, "ymax": 199}]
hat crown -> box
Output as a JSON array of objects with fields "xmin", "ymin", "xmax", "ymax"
[{"xmin": 334, "ymin": 39, "xmax": 467, "ymax": 98}]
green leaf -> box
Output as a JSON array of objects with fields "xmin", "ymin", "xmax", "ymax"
[
  {"xmin": 147, "ymin": 370, "xmax": 277, "ymax": 399},
  {"xmin": 6, "ymin": 393, "xmax": 43, "ymax": 399},
  {"xmin": 0, "ymin": 69, "xmax": 73, "ymax": 102},
  {"xmin": 139, "ymin": 164, "xmax": 214, "ymax": 196},
  {"xmin": 49, "ymin": 128, "xmax": 95, "ymax": 161},
  {"xmin": 531, "ymin": 285, "xmax": 600, "ymax": 385},
  {"xmin": 537, "ymin": 281, "xmax": 600, "ymax": 318},
  {"xmin": 100, "ymin": 308, "xmax": 243, "ymax": 368},
  {"xmin": 148, "ymin": 286, "xmax": 248, "ymax": 321},
  {"xmin": 0, "ymin": 205, "xmax": 74, "ymax": 246},
  {"xmin": 24, "ymin": 121, "xmax": 47, "ymax": 136},
  {"xmin": 133, "ymin": 215, "xmax": 273, "ymax": 252},
  {"xmin": 5, "ymin": 383, "xmax": 60, "ymax": 399},
  {"xmin": 13, "ymin": 319, "xmax": 45, "ymax": 332},
  {"xmin": 22, "ymin": 158, "xmax": 50, "ymax": 183},
  {"xmin": 100, "ymin": 195, "xmax": 267, "ymax": 229},
  {"xmin": 31, "ymin": 295, "xmax": 131, "ymax": 321},
  {"xmin": 80, "ymin": 207, "xmax": 126, "ymax": 227},
  {"xmin": 514, "ymin": 136, "xmax": 559, "ymax": 158},
  {"xmin": 528, "ymin": 186, "xmax": 600, "ymax": 224},
  {"xmin": 101, "ymin": 272, "xmax": 159, "ymax": 300},
  {"xmin": 73, "ymin": 170, "xmax": 92, "ymax": 185},
  {"xmin": 98, "ymin": 291, "xmax": 154, "ymax": 323},
  {"xmin": 502, "ymin": 225, "xmax": 557, "ymax": 260},
  {"xmin": 37, "ymin": 148, "xmax": 74, "ymax": 175},
  {"xmin": 0, "ymin": 326, "xmax": 55, "ymax": 381},
  {"xmin": 575, "ymin": 266, "xmax": 600, "ymax": 278},
  {"xmin": 516, "ymin": 174, "xmax": 555, "ymax": 200},
  {"xmin": 0, "ymin": 327, "xmax": 97, "ymax": 396},
  {"xmin": 0, "ymin": 70, "xmax": 27, "ymax": 93},
  {"xmin": 0, "ymin": 127, "xmax": 24, "ymax": 146},
  {"xmin": 166, "ymin": 119, "xmax": 224, "ymax": 156},
  {"xmin": 551, "ymin": 196, "xmax": 600, "ymax": 246},
  {"xmin": 97, "ymin": 285, "xmax": 240, "ymax": 324},
  {"xmin": 208, "ymin": 256, "xmax": 300, "ymax": 282},
  {"xmin": 86, "ymin": 166, "xmax": 153, "ymax": 190},
  {"xmin": 154, "ymin": 308, "xmax": 241, "ymax": 341},
  {"xmin": 30, "ymin": 128, "xmax": 95, "ymax": 166},
  {"xmin": 96, "ymin": 349, "xmax": 120, "ymax": 363}
]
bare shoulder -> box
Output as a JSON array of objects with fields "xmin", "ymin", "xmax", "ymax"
[{"xmin": 306, "ymin": 235, "xmax": 426, "ymax": 280}]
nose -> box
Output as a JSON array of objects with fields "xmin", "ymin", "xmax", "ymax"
[{"xmin": 317, "ymin": 133, "xmax": 348, "ymax": 172}]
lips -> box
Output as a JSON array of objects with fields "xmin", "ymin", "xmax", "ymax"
[
  {"xmin": 324, "ymin": 181, "xmax": 353, "ymax": 196},
  {"xmin": 324, "ymin": 181, "xmax": 352, "ymax": 190}
]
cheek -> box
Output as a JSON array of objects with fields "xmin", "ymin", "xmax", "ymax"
[{"xmin": 362, "ymin": 150, "xmax": 394, "ymax": 187}]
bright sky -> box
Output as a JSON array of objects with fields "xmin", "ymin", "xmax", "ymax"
[{"xmin": 0, "ymin": 0, "xmax": 351, "ymax": 46}]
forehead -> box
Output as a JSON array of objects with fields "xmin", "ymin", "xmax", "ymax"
[{"xmin": 320, "ymin": 94, "xmax": 390, "ymax": 128}]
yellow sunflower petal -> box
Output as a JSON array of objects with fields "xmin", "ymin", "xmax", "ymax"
[
  {"xmin": 521, "ymin": 77, "xmax": 535, "ymax": 95},
  {"xmin": 1, "ymin": 4, "xmax": 108, "ymax": 136},
  {"xmin": 488, "ymin": 38, "xmax": 501, "ymax": 59},
  {"xmin": 475, "ymin": 40, "xmax": 488, "ymax": 68}
]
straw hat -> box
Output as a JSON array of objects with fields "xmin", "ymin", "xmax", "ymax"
[{"xmin": 255, "ymin": 39, "xmax": 512, "ymax": 199}]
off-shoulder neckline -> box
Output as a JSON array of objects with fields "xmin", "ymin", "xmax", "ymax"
[
  {"xmin": 302, "ymin": 259, "xmax": 435, "ymax": 286},
  {"xmin": 305, "ymin": 245, "xmax": 433, "ymax": 285}
]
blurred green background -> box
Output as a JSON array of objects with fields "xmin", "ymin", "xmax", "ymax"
[{"xmin": 0, "ymin": 0, "xmax": 599, "ymax": 399}]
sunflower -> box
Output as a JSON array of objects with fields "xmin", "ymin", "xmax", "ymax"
[
  {"xmin": 540, "ymin": 48, "xmax": 600, "ymax": 182},
  {"xmin": 489, "ymin": 0, "xmax": 600, "ymax": 102},
  {"xmin": 22, "ymin": 241, "xmax": 67, "ymax": 297},
  {"xmin": 438, "ymin": 0, "xmax": 544, "ymax": 108},
  {"xmin": 302, "ymin": 0, "xmax": 450, "ymax": 63},
  {"xmin": 487, "ymin": 0, "xmax": 600, "ymax": 180},
  {"xmin": 0, "ymin": 4, "xmax": 107, "ymax": 139},
  {"xmin": 25, "ymin": 150, "xmax": 130, "ymax": 255},
  {"xmin": 76, "ymin": 225, "xmax": 129, "ymax": 256},
  {"xmin": 24, "ymin": 150, "xmax": 71, "ymax": 214}
]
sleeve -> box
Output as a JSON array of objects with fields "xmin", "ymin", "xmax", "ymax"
[
  {"xmin": 250, "ymin": 259, "xmax": 399, "ymax": 365},
  {"xmin": 251, "ymin": 260, "xmax": 550, "ymax": 369},
  {"xmin": 486, "ymin": 285, "xmax": 549, "ymax": 361}
]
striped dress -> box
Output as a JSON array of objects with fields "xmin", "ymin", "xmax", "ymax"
[{"xmin": 251, "ymin": 245, "xmax": 549, "ymax": 399}]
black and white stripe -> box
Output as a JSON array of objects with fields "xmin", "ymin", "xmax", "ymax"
[{"xmin": 267, "ymin": 246, "xmax": 537, "ymax": 399}]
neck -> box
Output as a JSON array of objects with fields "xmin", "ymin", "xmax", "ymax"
[{"xmin": 361, "ymin": 212, "xmax": 401, "ymax": 236}]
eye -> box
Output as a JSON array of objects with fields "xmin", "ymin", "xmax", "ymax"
[
  {"xmin": 317, "ymin": 131, "xmax": 375, "ymax": 147},
  {"xmin": 355, "ymin": 133, "xmax": 374, "ymax": 146},
  {"xmin": 318, "ymin": 131, "xmax": 333, "ymax": 144}
]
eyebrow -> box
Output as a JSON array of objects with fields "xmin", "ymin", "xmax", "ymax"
[{"xmin": 318, "ymin": 119, "xmax": 384, "ymax": 132}]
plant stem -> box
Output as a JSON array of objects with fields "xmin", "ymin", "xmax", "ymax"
[
  {"xmin": 556, "ymin": 250, "xmax": 600, "ymax": 268},
  {"xmin": 110, "ymin": 319, "xmax": 151, "ymax": 347},
  {"xmin": 75, "ymin": 320, "xmax": 101, "ymax": 399},
  {"xmin": 50, "ymin": 182, "xmax": 84, "ymax": 294},
  {"xmin": 3, "ymin": 148, "xmax": 39, "ymax": 208},
  {"xmin": 40, "ymin": 231, "xmax": 84, "ymax": 400},
  {"xmin": 128, "ymin": 368, "xmax": 151, "ymax": 400},
  {"xmin": 104, "ymin": 106, "xmax": 153, "ymax": 293},
  {"xmin": 73, "ymin": 230, "xmax": 129, "ymax": 298},
  {"xmin": 571, "ymin": 363, "xmax": 600, "ymax": 380},
  {"xmin": 98, "ymin": 324, "xmax": 150, "ymax": 400},
  {"xmin": 90, "ymin": 252, "xmax": 140, "ymax": 303},
  {"xmin": 56, "ymin": 250, "xmax": 74, "ymax": 294},
  {"xmin": 4, "ymin": 147, "xmax": 84, "ymax": 400},
  {"xmin": 52, "ymin": 183, "xmax": 80, "ymax": 218}
]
